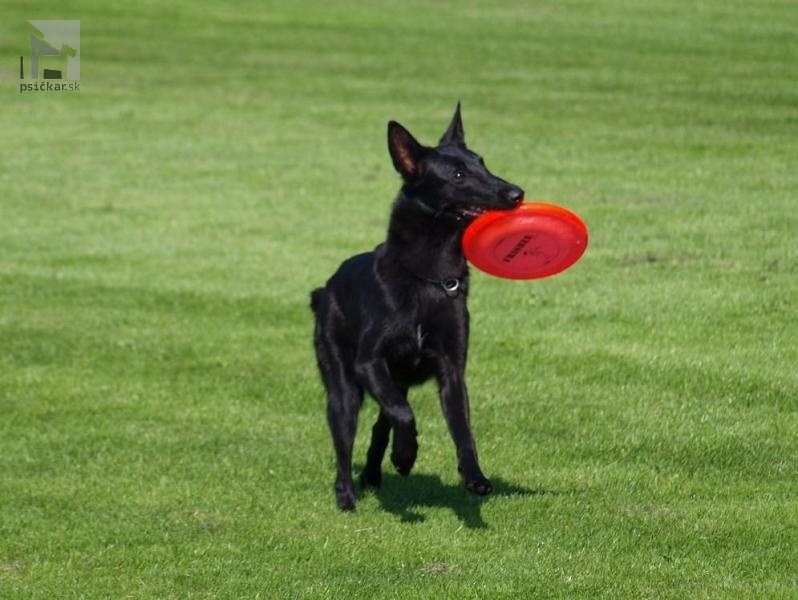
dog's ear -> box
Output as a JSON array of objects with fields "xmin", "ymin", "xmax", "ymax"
[
  {"xmin": 439, "ymin": 101, "xmax": 465, "ymax": 145},
  {"xmin": 388, "ymin": 121, "xmax": 427, "ymax": 179}
]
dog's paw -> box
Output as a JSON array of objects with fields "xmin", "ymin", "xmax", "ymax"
[
  {"xmin": 360, "ymin": 467, "xmax": 382, "ymax": 489},
  {"xmin": 464, "ymin": 476, "xmax": 493, "ymax": 496},
  {"xmin": 390, "ymin": 432, "xmax": 418, "ymax": 477},
  {"xmin": 336, "ymin": 492, "xmax": 356, "ymax": 511},
  {"xmin": 335, "ymin": 482, "xmax": 356, "ymax": 511}
]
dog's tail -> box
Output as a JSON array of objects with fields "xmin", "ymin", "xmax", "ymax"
[{"xmin": 309, "ymin": 287, "xmax": 325, "ymax": 314}]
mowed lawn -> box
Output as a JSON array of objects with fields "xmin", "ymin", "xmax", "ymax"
[{"xmin": 2, "ymin": 1, "xmax": 797, "ymax": 597}]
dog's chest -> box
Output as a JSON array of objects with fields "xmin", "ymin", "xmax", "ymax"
[
  {"xmin": 393, "ymin": 324, "xmax": 426, "ymax": 363},
  {"xmin": 385, "ymin": 323, "xmax": 434, "ymax": 386}
]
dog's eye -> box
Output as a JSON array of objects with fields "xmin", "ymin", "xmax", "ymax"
[{"xmin": 454, "ymin": 170, "xmax": 465, "ymax": 180}]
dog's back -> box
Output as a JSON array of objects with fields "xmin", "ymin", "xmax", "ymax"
[{"xmin": 310, "ymin": 250, "xmax": 380, "ymax": 344}]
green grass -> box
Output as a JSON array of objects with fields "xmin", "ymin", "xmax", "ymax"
[{"xmin": 2, "ymin": 0, "xmax": 798, "ymax": 597}]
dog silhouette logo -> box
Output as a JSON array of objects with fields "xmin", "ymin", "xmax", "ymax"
[{"xmin": 26, "ymin": 20, "xmax": 80, "ymax": 80}]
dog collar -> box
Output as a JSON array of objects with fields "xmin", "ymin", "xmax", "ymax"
[
  {"xmin": 396, "ymin": 255, "xmax": 463, "ymax": 298},
  {"xmin": 415, "ymin": 197, "xmax": 438, "ymax": 216},
  {"xmin": 399, "ymin": 262, "xmax": 462, "ymax": 298},
  {"xmin": 415, "ymin": 198, "xmax": 468, "ymax": 222},
  {"xmin": 420, "ymin": 276, "xmax": 461, "ymax": 298},
  {"xmin": 439, "ymin": 278, "xmax": 461, "ymax": 298}
]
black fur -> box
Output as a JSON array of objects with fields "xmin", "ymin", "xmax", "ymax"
[{"xmin": 311, "ymin": 104, "xmax": 524, "ymax": 511}]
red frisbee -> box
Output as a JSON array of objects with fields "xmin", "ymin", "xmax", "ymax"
[{"xmin": 462, "ymin": 201, "xmax": 588, "ymax": 280}]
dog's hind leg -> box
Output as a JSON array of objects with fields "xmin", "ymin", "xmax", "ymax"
[
  {"xmin": 360, "ymin": 410, "xmax": 390, "ymax": 488},
  {"xmin": 313, "ymin": 316, "xmax": 362, "ymax": 511},
  {"xmin": 327, "ymin": 384, "xmax": 362, "ymax": 511},
  {"xmin": 319, "ymin": 345, "xmax": 362, "ymax": 510},
  {"xmin": 360, "ymin": 382, "xmax": 407, "ymax": 488}
]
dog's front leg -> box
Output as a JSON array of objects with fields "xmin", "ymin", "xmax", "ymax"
[
  {"xmin": 354, "ymin": 357, "xmax": 418, "ymax": 476},
  {"xmin": 434, "ymin": 357, "xmax": 493, "ymax": 496}
]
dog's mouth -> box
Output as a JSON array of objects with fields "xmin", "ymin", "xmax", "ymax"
[
  {"xmin": 456, "ymin": 202, "xmax": 519, "ymax": 220},
  {"xmin": 457, "ymin": 206, "xmax": 489, "ymax": 219}
]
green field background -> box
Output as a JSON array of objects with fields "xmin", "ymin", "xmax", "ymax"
[{"xmin": 2, "ymin": 1, "xmax": 797, "ymax": 598}]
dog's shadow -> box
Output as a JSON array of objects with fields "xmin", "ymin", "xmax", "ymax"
[{"xmin": 358, "ymin": 468, "xmax": 546, "ymax": 529}]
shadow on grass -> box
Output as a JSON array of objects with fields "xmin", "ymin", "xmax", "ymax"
[{"xmin": 358, "ymin": 469, "xmax": 547, "ymax": 529}]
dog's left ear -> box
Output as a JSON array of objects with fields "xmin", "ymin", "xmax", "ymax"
[
  {"xmin": 388, "ymin": 121, "xmax": 427, "ymax": 180},
  {"xmin": 439, "ymin": 101, "xmax": 465, "ymax": 145}
]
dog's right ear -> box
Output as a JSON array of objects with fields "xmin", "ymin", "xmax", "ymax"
[
  {"xmin": 439, "ymin": 101, "xmax": 465, "ymax": 145},
  {"xmin": 388, "ymin": 121, "xmax": 427, "ymax": 180}
]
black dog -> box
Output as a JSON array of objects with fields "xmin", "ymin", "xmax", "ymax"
[{"xmin": 311, "ymin": 104, "xmax": 524, "ymax": 511}]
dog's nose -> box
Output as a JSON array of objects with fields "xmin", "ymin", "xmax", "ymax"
[{"xmin": 504, "ymin": 187, "xmax": 524, "ymax": 205}]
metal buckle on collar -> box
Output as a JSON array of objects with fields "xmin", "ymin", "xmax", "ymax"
[{"xmin": 441, "ymin": 278, "xmax": 460, "ymax": 298}]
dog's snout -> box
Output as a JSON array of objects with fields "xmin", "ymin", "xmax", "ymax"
[{"xmin": 503, "ymin": 187, "xmax": 524, "ymax": 205}]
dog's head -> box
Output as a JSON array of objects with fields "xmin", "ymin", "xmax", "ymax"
[{"xmin": 388, "ymin": 103, "xmax": 524, "ymax": 221}]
